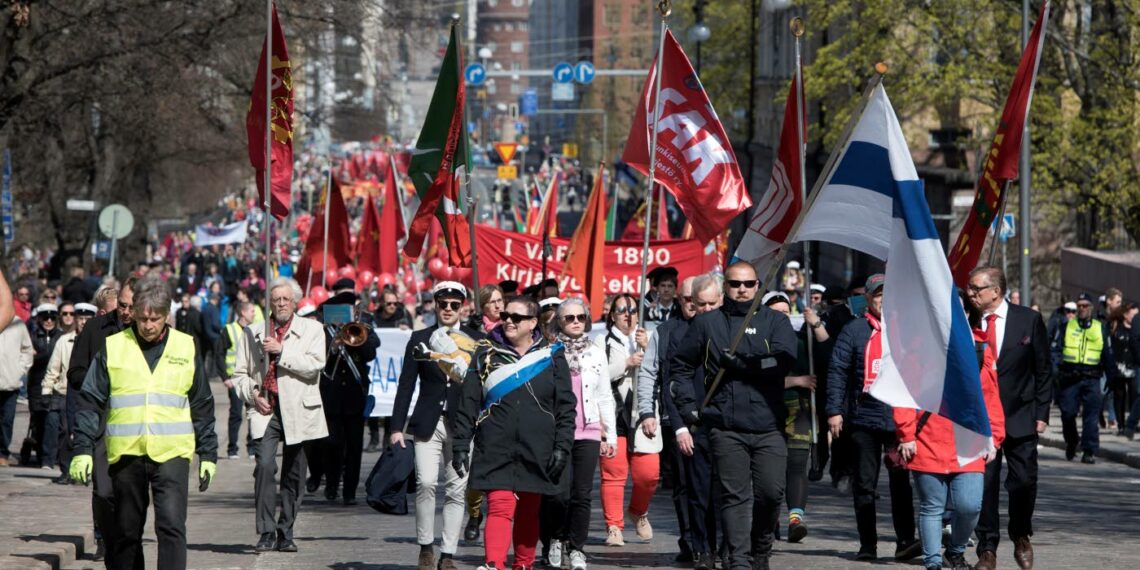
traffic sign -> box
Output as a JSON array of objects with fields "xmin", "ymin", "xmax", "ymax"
[
  {"xmin": 552, "ymin": 62, "xmax": 574, "ymax": 84},
  {"xmin": 551, "ymin": 82, "xmax": 575, "ymax": 102},
  {"xmin": 494, "ymin": 142, "xmax": 519, "ymax": 164},
  {"xmin": 93, "ymin": 240, "xmax": 112, "ymax": 260},
  {"xmin": 66, "ymin": 199, "xmax": 97, "ymax": 212},
  {"xmin": 515, "ymin": 121, "xmax": 525, "ymax": 134},
  {"xmin": 464, "ymin": 63, "xmax": 487, "ymax": 87},
  {"xmin": 573, "ymin": 61, "xmax": 596, "ymax": 84},
  {"xmin": 98, "ymin": 204, "xmax": 134, "ymax": 239},
  {"xmin": 520, "ymin": 89, "xmax": 537, "ymax": 116},
  {"xmin": 562, "ymin": 143, "xmax": 579, "ymax": 158},
  {"xmin": 497, "ymin": 165, "xmax": 518, "ymax": 180},
  {"xmin": 997, "ymin": 213, "xmax": 1016, "ymax": 242}
]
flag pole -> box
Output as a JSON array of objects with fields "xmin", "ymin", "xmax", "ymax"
[
  {"xmin": 702, "ymin": 64, "xmax": 887, "ymax": 411},
  {"xmin": 455, "ymin": 14, "xmax": 482, "ymax": 312},
  {"xmin": 790, "ymin": 17, "xmax": 819, "ymax": 454},
  {"xmin": 321, "ymin": 167, "xmax": 331, "ymax": 290},
  {"xmin": 262, "ymin": 0, "xmax": 274, "ymax": 338},
  {"xmin": 636, "ymin": 1, "xmax": 671, "ymax": 327}
]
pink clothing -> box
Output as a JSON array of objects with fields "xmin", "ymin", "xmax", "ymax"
[
  {"xmin": 600, "ymin": 435, "xmax": 659, "ymax": 528},
  {"xmin": 572, "ymin": 369, "xmax": 602, "ymax": 441}
]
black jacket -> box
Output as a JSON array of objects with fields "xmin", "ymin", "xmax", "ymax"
[
  {"xmin": 28, "ymin": 326, "xmax": 62, "ymax": 410},
  {"xmin": 642, "ymin": 317, "xmax": 688, "ymax": 428},
  {"xmin": 320, "ymin": 323, "xmax": 380, "ymax": 417},
  {"xmin": 452, "ymin": 336, "xmax": 576, "ymax": 495},
  {"xmin": 67, "ymin": 312, "xmax": 125, "ymax": 393},
  {"xmin": 825, "ymin": 317, "xmax": 896, "ymax": 432},
  {"xmin": 365, "ymin": 442, "xmax": 416, "ymax": 515},
  {"xmin": 391, "ymin": 323, "xmax": 484, "ymax": 438},
  {"xmin": 671, "ymin": 297, "xmax": 797, "ymax": 434}
]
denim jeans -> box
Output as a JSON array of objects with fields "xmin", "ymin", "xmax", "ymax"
[{"xmin": 913, "ymin": 471, "xmax": 983, "ymax": 568}]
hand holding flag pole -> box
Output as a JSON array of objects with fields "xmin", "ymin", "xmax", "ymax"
[
  {"xmin": 636, "ymin": 0, "xmax": 672, "ymax": 326},
  {"xmin": 261, "ymin": 0, "xmax": 274, "ymax": 338}
]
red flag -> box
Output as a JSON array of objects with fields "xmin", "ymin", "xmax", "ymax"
[
  {"xmin": 733, "ymin": 69, "xmax": 804, "ymax": 278},
  {"xmin": 245, "ymin": 2, "xmax": 293, "ymax": 221},
  {"xmin": 527, "ymin": 173, "xmax": 560, "ymax": 237},
  {"xmin": 655, "ymin": 185, "xmax": 671, "ymax": 240},
  {"xmin": 562, "ymin": 167, "xmax": 608, "ymax": 317},
  {"xmin": 622, "ymin": 29, "xmax": 750, "ymax": 245},
  {"xmin": 297, "ymin": 178, "xmax": 351, "ymax": 290},
  {"xmin": 356, "ymin": 194, "xmax": 382, "ymax": 275},
  {"xmin": 379, "ymin": 167, "xmax": 407, "ymax": 275},
  {"xmin": 948, "ymin": 1, "xmax": 1050, "ymax": 286},
  {"xmin": 620, "ymin": 187, "xmax": 672, "ymax": 241}
]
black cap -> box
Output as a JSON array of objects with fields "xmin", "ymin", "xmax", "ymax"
[
  {"xmin": 521, "ymin": 283, "xmax": 541, "ymax": 298},
  {"xmin": 331, "ymin": 278, "xmax": 356, "ymax": 292},
  {"xmin": 498, "ymin": 280, "xmax": 520, "ymax": 296},
  {"xmin": 1076, "ymin": 292, "xmax": 1094, "ymax": 303},
  {"xmin": 647, "ymin": 266, "xmax": 679, "ymax": 286}
]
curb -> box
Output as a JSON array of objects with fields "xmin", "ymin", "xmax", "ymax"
[
  {"xmin": 1039, "ymin": 432, "xmax": 1140, "ymax": 469},
  {"xmin": 0, "ymin": 528, "xmax": 94, "ymax": 570}
]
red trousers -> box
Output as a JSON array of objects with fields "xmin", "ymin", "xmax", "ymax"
[
  {"xmin": 599, "ymin": 435, "xmax": 660, "ymax": 528},
  {"xmin": 484, "ymin": 489, "xmax": 542, "ymax": 569}
]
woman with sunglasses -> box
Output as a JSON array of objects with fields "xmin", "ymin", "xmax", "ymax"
[
  {"xmin": 57, "ymin": 302, "xmax": 77, "ymax": 334},
  {"xmin": 453, "ymin": 296, "xmax": 576, "ymax": 570},
  {"xmin": 538, "ymin": 297, "xmax": 617, "ymax": 570},
  {"xmin": 595, "ymin": 293, "xmax": 657, "ymax": 547},
  {"xmin": 27, "ymin": 303, "xmax": 64, "ymax": 467}
]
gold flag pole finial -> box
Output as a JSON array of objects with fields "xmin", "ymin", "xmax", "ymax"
[
  {"xmin": 657, "ymin": 0, "xmax": 672, "ymax": 18},
  {"xmin": 875, "ymin": 62, "xmax": 889, "ymax": 75},
  {"xmin": 450, "ymin": 13, "xmax": 461, "ymax": 26},
  {"xmin": 790, "ymin": 17, "xmax": 805, "ymax": 38}
]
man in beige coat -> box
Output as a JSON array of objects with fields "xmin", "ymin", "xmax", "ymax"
[{"xmin": 232, "ymin": 277, "xmax": 327, "ymax": 554}]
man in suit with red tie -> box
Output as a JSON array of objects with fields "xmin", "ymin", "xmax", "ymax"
[{"xmin": 966, "ymin": 266, "xmax": 1051, "ymax": 570}]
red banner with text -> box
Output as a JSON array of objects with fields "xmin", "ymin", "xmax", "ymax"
[{"xmin": 476, "ymin": 226, "xmax": 719, "ymax": 296}]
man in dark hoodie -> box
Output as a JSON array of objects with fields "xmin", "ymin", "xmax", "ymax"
[{"xmin": 671, "ymin": 262, "xmax": 797, "ymax": 570}]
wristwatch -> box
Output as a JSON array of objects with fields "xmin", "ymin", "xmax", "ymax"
[{"xmin": 809, "ymin": 320, "xmax": 824, "ymax": 329}]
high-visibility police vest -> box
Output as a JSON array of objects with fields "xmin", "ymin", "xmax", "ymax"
[
  {"xmin": 1061, "ymin": 318, "xmax": 1104, "ymax": 367},
  {"xmin": 223, "ymin": 322, "xmax": 243, "ymax": 376},
  {"xmin": 104, "ymin": 328, "xmax": 197, "ymax": 465}
]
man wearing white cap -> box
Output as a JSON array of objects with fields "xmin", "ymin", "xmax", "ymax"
[
  {"xmin": 28, "ymin": 302, "xmax": 64, "ymax": 466},
  {"xmin": 42, "ymin": 303, "xmax": 97, "ymax": 482},
  {"xmin": 391, "ymin": 281, "xmax": 484, "ymax": 570}
]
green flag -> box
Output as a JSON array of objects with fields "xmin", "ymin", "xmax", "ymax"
[{"xmin": 408, "ymin": 24, "xmax": 469, "ymax": 197}]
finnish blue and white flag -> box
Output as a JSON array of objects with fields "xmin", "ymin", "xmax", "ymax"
[{"xmin": 793, "ymin": 84, "xmax": 992, "ymax": 464}]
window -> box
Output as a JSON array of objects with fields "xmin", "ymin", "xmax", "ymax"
[
  {"xmin": 512, "ymin": 0, "xmax": 524, "ymax": 6},
  {"xmin": 511, "ymin": 61, "xmax": 522, "ymax": 71},
  {"xmin": 631, "ymin": 4, "xmax": 647, "ymax": 26},
  {"xmin": 493, "ymin": 23, "xmax": 502, "ymax": 32},
  {"xmin": 487, "ymin": 0, "xmax": 498, "ymax": 6},
  {"xmin": 603, "ymin": 2, "xmax": 621, "ymax": 28},
  {"xmin": 505, "ymin": 22, "xmax": 514, "ymax": 32},
  {"xmin": 518, "ymin": 22, "xmax": 528, "ymax": 32},
  {"xmin": 510, "ymin": 41, "xmax": 524, "ymax": 53},
  {"xmin": 510, "ymin": 83, "xmax": 521, "ymax": 95},
  {"xmin": 487, "ymin": 80, "xmax": 497, "ymax": 95}
]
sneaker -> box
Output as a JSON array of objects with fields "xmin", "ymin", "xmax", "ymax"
[
  {"xmin": 943, "ymin": 551, "xmax": 971, "ymax": 569},
  {"xmin": 834, "ymin": 475, "xmax": 852, "ymax": 494},
  {"xmin": 788, "ymin": 518, "xmax": 808, "ymax": 543},
  {"xmin": 0, "ymin": 457, "xmax": 8, "ymax": 467},
  {"xmin": 547, "ymin": 540, "xmax": 563, "ymax": 567},
  {"xmin": 629, "ymin": 510, "xmax": 652, "ymax": 540},
  {"xmin": 605, "ymin": 525, "xmax": 624, "ymax": 547},
  {"xmin": 228, "ymin": 454, "xmax": 240, "ymax": 460},
  {"xmin": 476, "ymin": 565, "xmax": 499, "ymax": 570},
  {"xmin": 694, "ymin": 553, "xmax": 714, "ymax": 570},
  {"xmin": 942, "ymin": 523, "xmax": 952, "ymax": 546},
  {"xmin": 418, "ymin": 549, "xmax": 436, "ymax": 570},
  {"xmin": 438, "ymin": 558, "xmax": 458, "ymax": 570},
  {"xmin": 1081, "ymin": 451, "xmax": 1096, "ymax": 464},
  {"xmin": 895, "ymin": 539, "xmax": 922, "ymax": 561},
  {"xmin": 568, "ymin": 549, "xmax": 587, "ymax": 570}
]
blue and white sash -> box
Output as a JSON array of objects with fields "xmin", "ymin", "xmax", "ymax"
[{"xmin": 482, "ymin": 343, "xmax": 562, "ymax": 412}]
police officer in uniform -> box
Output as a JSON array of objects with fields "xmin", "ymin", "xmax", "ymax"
[
  {"xmin": 70, "ymin": 276, "xmax": 218, "ymax": 570},
  {"xmin": 1053, "ymin": 292, "xmax": 1115, "ymax": 464}
]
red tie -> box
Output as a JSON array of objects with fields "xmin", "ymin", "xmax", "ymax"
[{"xmin": 985, "ymin": 313, "xmax": 999, "ymax": 357}]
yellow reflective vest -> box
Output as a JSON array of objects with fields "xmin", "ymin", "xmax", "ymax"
[
  {"xmin": 223, "ymin": 322, "xmax": 243, "ymax": 377},
  {"xmin": 1061, "ymin": 318, "xmax": 1104, "ymax": 367},
  {"xmin": 104, "ymin": 328, "xmax": 197, "ymax": 465}
]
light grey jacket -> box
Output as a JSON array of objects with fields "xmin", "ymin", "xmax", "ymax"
[{"xmin": 0, "ymin": 318, "xmax": 33, "ymax": 392}]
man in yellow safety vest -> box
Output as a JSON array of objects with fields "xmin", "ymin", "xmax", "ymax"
[
  {"xmin": 70, "ymin": 276, "xmax": 218, "ymax": 569},
  {"xmin": 1052, "ymin": 292, "xmax": 1116, "ymax": 464},
  {"xmin": 217, "ymin": 301, "xmax": 256, "ymax": 459}
]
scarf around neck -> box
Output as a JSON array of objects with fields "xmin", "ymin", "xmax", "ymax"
[
  {"xmin": 863, "ymin": 312, "xmax": 883, "ymax": 393},
  {"xmin": 557, "ymin": 332, "xmax": 592, "ymax": 372}
]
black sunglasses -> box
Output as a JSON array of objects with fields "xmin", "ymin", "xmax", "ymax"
[
  {"xmin": 60, "ymin": 311, "xmax": 75, "ymax": 316},
  {"xmin": 438, "ymin": 300, "xmax": 463, "ymax": 311},
  {"xmin": 501, "ymin": 312, "xmax": 536, "ymax": 324},
  {"xmin": 561, "ymin": 313, "xmax": 587, "ymax": 323},
  {"xmin": 726, "ymin": 279, "xmax": 759, "ymax": 289},
  {"xmin": 383, "ymin": 301, "xmax": 398, "ymax": 306},
  {"xmin": 40, "ymin": 313, "xmax": 59, "ymax": 320},
  {"xmin": 611, "ymin": 305, "xmax": 635, "ymax": 315}
]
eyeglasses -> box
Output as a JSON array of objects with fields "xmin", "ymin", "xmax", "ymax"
[
  {"xmin": 1076, "ymin": 303, "xmax": 1092, "ymax": 308},
  {"xmin": 611, "ymin": 305, "xmax": 635, "ymax": 315},
  {"xmin": 44, "ymin": 294, "xmax": 58, "ymax": 300},
  {"xmin": 61, "ymin": 311, "xmax": 75, "ymax": 317},
  {"xmin": 966, "ymin": 283, "xmax": 994, "ymax": 293},
  {"xmin": 501, "ymin": 312, "xmax": 536, "ymax": 324},
  {"xmin": 118, "ymin": 301, "xmax": 133, "ymax": 310},
  {"xmin": 561, "ymin": 313, "xmax": 587, "ymax": 323},
  {"xmin": 383, "ymin": 301, "xmax": 398, "ymax": 306},
  {"xmin": 726, "ymin": 279, "xmax": 759, "ymax": 289},
  {"xmin": 438, "ymin": 300, "xmax": 463, "ymax": 311},
  {"xmin": 40, "ymin": 313, "xmax": 58, "ymax": 321}
]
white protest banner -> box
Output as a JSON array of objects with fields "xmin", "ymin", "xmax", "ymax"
[
  {"xmin": 366, "ymin": 328, "xmax": 415, "ymax": 417},
  {"xmin": 195, "ymin": 219, "xmax": 249, "ymax": 246}
]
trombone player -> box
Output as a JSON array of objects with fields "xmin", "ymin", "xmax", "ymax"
[{"xmin": 315, "ymin": 279, "xmax": 380, "ymax": 505}]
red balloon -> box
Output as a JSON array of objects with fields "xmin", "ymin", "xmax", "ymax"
[
  {"xmin": 377, "ymin": 272, "xmax": 396, "ymax": 288},
  {"xmin": 309, "ymin": 286, "xmax": 330, "ymax": 304},
  {"xmin": 402, "ymin": 272, "xmax": 417, "ymax": 288},
  {"xmin": 427, "ymin": 258, "xmax": 446, "ymax": 278},
  {"xmin": 339, "ymin": 265, "xmax": 356, "ymax": 280},
  {"xmin": 324, "ymin": 271, "xmax": 338, "ymax": 288},
  {"xmin": 349, "ymin": 235, "xmax": 358, "ymax": 251},
  {"xmin": 403, "ymin": 292, "xmax": 417, "ymax": 306},
  {"xmin": 417, "ymin": 278, "xmax": 433, "ymax": 292},
  {"xmin": 451, "ymin": 267, "xmax": 472, "ymax": 284},
  {"xmin": 357, "ymin": 270, "xmax": 376, "ymax": 289}
]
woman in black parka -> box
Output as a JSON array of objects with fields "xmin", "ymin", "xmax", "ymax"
[{"xmin": 452, "ymin": 296, "xmax": 577, "ymax": 570}]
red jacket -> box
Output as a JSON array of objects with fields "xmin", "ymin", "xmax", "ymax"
[{"xmin": 894, "ymin": 338, "xmax": 1005, "ymax": 474}]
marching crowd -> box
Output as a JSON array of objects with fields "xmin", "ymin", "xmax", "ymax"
[{"xmin": 0, "ymin": 246, "xmax": 1138, "ymax": 570}]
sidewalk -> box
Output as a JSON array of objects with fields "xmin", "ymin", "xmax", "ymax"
[{"xmin": 1040, "ymin": 407, "xmax": 1140, "ymax": 468}]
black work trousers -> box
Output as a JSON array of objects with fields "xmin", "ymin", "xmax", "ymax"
[
  {"xmin": 683, "ymin": 429, "xmax": 722, "ymax": 557},
  {"xmin": 848, "ymin": 425, "xmax": 915, "ymax": 551},
  {"xmin": 975, "ymin": 434, "xmax": 1038, "ymax": 555},
  {"xmin": 709, "ymin": 428, "xmax": 785, "ymax": 569},
  {"xmin": 539, "ymin": 439, "xmax": 601, "ymax": 552},
  {"xmin": 108, "ymin": 455, "xmax": 189, "ymax": 570},
  {"xmin": 785, "ymin": 446, "xmax": 811, "ymax": 514},
  {"xmin": 92, "ymin": 438, "xmax": 117, "ymax": 546},
  {"xmin": 661, "ymin": 425, "xmax": 692, "ymax": 556},
  {"xmin": 324, "ymin": 412, "xmax": 365, "ymax": 500},
  {"xmin": 255, "ymin": 413, "xmax": 307, "ymax": 539},
  {"xmin": 225, "ymin": 386, "xmax": 243, "ymax": 457}
]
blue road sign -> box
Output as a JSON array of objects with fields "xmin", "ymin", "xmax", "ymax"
[
  {"xmin": 94, "ymin": 240, "xmax": 111, "ymax": 260},
  {"xmin": 520, "ymin": 89, "xmax": 538, "ymax": 116},
  {"xmin": 515, "ymin": 121, "xmax": 525, "ymax": 134},
  {"xmin": 573, "ymin": 61, "xmax": 596, "ymax": 84},
  {"xmin": 464, "ymin": 63, "xmax": 486, "ymax": 87},
  {"xmin": 553, "ymin": 62, "xmax": 574, "ymax": 84}
]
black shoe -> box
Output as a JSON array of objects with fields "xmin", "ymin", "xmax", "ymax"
[
  {"xmin": 255, "ymin": 533, "xmax": 276, "ymax": 553},
  {"xmin": 788, "ymin": 519, "xmax": 808, "ymax": 543},
  {"xmin": 752, "ymin": 555, "xmax": 770, "ymax": 570},
  {"xmin": 675, "ymin": 549, "xmax": 695, "ymax": 563},
  {"xmin": 306, "ymin": 476, "xmax": 320, "ymax": 493},
  {"xmin": 365, "ymin": 443, "xmax": 380, "ymax": 453},
  {"xmin": 325, "ymin": 486, "xmax": 339, "ymax": 501},
  {"xmin": 464, "ymin": 515, "xmax": 482, "ymax": 542},
  {"xmin": 808, "ymin": 467, "xmax": 824, "ymax": 482},
  {"xmin": 694, "ymin": 553, "xmax": 714, "ymax": 570},
  {"xmin": 92, "ymin": 538, "xmax": 106, "ymax": 561},
  {"xmin": 276, "ymin": 538, "xmax": 297, "ymax": 552},
  {"xmin": 52, "ymin": 474, "xmax": 71, "ymax": 485},
  {"xmin": 943, "ymin": 551, "xmax": 972, "ymax": 569},
  {"xmin": 895, "ymin": 539, "xmax": 922, "ymax": 561},
  {"xmin": 855, "ymin": 548, "xmax": 876, "ymax": 561},
  {"xmin": 1065, "ymin": 442, "xmax": 1077, "ymax": 460},
  {"xmin": 1126, "ymin": 426, "xmax": 1136, "ymax": 441},
  {"xmin": 343, "ymin": 496, "xmax": 357, "ymax": 506},
  {"xmin": 1081, "ymin": 451, "xmax": 1096, "ymax": 464}
]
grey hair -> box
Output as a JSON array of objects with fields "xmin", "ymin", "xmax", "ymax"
[
  {"xmin": 557, "ymin": 297, "xmax": 593, "ymax": 333},
  {"xmin": 691, "ymin": 272, "xmax": 723, "ymax": 298},
  {"xmin": 269, "ymin": 277, "xmax": 303, "ymax": 302},
  {"xmin": 132, "ymin": 276, "xmax": 172, "ymax": 316}
]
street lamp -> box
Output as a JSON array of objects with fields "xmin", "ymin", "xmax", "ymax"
[
  {"xmin": 478, "ymin": 47, "xmax": 493, "ymax": 146},
  {"xmin": 688, "ymin": 0, "xmax": 710, "ymax": 74}
]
